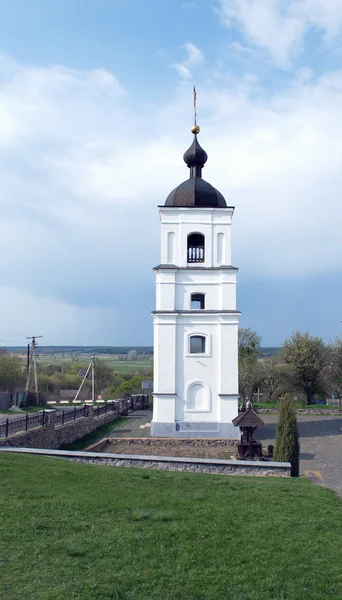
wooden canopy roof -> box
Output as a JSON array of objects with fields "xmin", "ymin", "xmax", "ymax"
[{"xmin": 232, "ymin": 408, "xmax": 266, "ymax": 428}]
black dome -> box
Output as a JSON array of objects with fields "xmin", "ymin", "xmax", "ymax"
[
  {"xmin": 165, "ymin": 130, "xmax": 227, "ymax": 208},
  {"xmin": 183, "ymin": 135, "xmax": 208, "ymax": 168},
  {"xmin": 165, "ymin": 177, "xmax": 227, "ymax": 208}
]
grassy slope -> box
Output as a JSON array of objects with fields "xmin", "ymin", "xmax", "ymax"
[
  {"xmin": 60, "ymin": 417, "xmax": 127, "ymax": 451},
  {"xmin": 1, "ymin": 454, "xmax": 342, "ymax": 600}
]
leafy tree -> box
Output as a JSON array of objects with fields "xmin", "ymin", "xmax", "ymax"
[
  {"xmin": 238, "ymin": 328, "xmax": 261, "ymax": 359},
  {"xmin": 274, "ymin": 394, "xmax": 300, "ymax": 477},
  {"xmin": 94, "ymin": 359, "xmax": 114, "ymax": 390},
  {"xmin": 281, "ymin": 331, "xmax": 330, "ymax": 405},
  {"xmin": 238, "ymin": 328, "xmax": 262, "ymax": 400},
  {"xmin": 329, "ymin": 338, "xmax": 342, "ymax": 401},
  {"xmin": 127, "ymin": 349, "xmax": 138, "ymax": 361},
  {"xmin": 259, "ymin": 357, "xmax": 286, "ymax": 403},
  {"xmin": 116, "ymin": 374, "xmax": 144, "ymax": 395},
  {"xmin": 0, "ymin": 352, "xmax": 25, "ymax": 392}
]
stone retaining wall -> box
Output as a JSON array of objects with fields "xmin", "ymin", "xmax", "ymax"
[
  {"xmin": 0, "ymin": 447, "xmax": 291, "ymax": 477},
  {"xmin": 90, "ymin": 437, "xmax": 238, "ymax": 453},
  {"xmin": 0, "ymin": 407, "xmax": 121, "ymax": 449}
]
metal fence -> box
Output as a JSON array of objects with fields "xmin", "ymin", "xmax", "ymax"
[{"xmin": 0, "ymin": 394, "xmax": 148, "ymax": 439}]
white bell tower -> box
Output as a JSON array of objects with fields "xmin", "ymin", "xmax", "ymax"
[{"xmin": 151, "ymin": 100, "xmax": 240, "ymax": 438}]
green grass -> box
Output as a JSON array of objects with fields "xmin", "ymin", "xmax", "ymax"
[
  {"xmin": 1, "ymin": 454, "xmax": 342, "ymax": 600},
  {"xmin": 255, "ymin": 401, "xmax": 342, "ymax": 410},
  {"xmin": 60, "ymin": 417, "xmax": 127, "ymax": 451}
]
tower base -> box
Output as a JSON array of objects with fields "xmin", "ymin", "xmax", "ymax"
[{"xmin": 150, "ymin": 421, "xmax": 238, "ymax": 439}]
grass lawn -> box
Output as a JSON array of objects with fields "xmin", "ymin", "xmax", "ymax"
[
  {"xmin": 1, "ymin": 454, "xmax": 342, "ymax": 600},
  {"xmin": 60, "ymin": 417, "xmax": 127, "ymax": 451},
  {"xmin": 255, "ymin": 401, "xmax": 342, "ymax": 411}
]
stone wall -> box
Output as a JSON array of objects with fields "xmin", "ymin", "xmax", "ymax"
[
  {"xmin": 90, "ymin": 437, "xmax": 238, "ymax": 453},
  {"xmin": 0, "ymin": 447, "xmax": 291, "ymax": 477},
  {"xmin": 0, "ymin": 407, "xmax": 121, "ymax": 449}
]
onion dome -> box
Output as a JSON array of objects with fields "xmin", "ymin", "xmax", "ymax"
[
  {"xmin": 165, "ymin": 177, "xmax": 226, "ymax": 207},
  {"xmin": 183, "ymin": 135, "xmax": 208, "ymax": 172},
  {"xmin": 165, "ymin": 125, "xmax": 227, "ymax": 208}
]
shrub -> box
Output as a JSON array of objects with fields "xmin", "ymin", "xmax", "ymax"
[{"xmin": 274, "ymin": 393, "xmax": 300, "ymax": 477}]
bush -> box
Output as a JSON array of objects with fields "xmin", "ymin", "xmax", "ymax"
[{"xmin": 274, "ymin": 393, "xmax": 300, "ymax": 477}]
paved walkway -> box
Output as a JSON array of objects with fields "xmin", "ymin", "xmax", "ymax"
[
  {"xmin": 109, "ymin": 411, "xmax": 342, "ymax": 496},
  {"xmin": 259, "ymin": 414, "xmax": 342, "ymax": 496},
  {"xmin": 108, "ymin": 410, "xmax": 152, "ymax": 438}
]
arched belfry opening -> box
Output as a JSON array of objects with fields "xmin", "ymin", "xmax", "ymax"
[{"xmin": 187, "ymin": 233, "xmax": 204, "ymax": 263}]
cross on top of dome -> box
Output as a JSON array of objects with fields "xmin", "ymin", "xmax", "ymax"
[{"xmin": 165, "ymin": 87, "xmax": 227, "ymax": 208}]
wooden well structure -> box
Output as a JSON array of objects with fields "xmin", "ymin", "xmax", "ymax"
[{"xmin": 232, "ymin": 409, "xmax": 267, "ymax": 460}]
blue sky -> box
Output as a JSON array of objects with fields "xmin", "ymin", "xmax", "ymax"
[{"xmin": 1, "ymin": 0, "xmax": 342, "ymax": 347}]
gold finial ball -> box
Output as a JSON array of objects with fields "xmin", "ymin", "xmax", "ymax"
[{"xmin": 191, "ymin": 125, "xmax": 200, "ymax": 134}]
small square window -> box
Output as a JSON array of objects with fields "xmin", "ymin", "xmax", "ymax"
[
  {"xmin": 190, "ymin": 335, "xmax": 206, "ymax": 354},
  {"xmin": 191, "ymin": 294, "xmax": 205, "ymax": 310}
]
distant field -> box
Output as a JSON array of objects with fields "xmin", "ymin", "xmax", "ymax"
[{"xmin": 34, "ymin": 354, "xmax": 153, "ymax": 374}]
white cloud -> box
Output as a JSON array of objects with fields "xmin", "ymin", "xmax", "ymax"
[
  {"xmin": 219, "ymin": 0, "xmax": 342, "ymax": 67},
  {"xmin": 171, "ymin": 42, "xmax": 203, "ymax": 80},
  {"xmin": 1, "ymin": 53, "xmax": 342, "ymax": 340},
  {"xmin": 0, "ymin": 286, "xmax": 119, "ymax": 346},
  {"xmin": 183, "ymin": 42, "xmax": 204, "ymax": 66},
  {"xmin": 171, "ymin": 63, "xmax": 192, "ymax": 80}
]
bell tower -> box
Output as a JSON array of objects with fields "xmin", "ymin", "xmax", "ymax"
[{"xmin": 151, "ymin": 91, "xmax": 240, "ymax": 438}]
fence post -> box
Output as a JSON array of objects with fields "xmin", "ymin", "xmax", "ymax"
[
  {"xmin": 74, "ymin": 406, "xmax": 76, "ymax": 421},
  {"xmin": 97, "ymin": 405, "xmax": 100, "ymax": 418},
  {"xmin": 62, "ymin": 410, "xmax": 65, "ymax": 425},
  {"xmin": 5, "ymin": 418, "xmax": 9, "ymax": 438},
  {"xmin": 25, "ymin": 413, "xmax": 28, "ymax": 431},
  {"xmin": 42, "ymin": 410, "xmax": 45, "ymax": 427}
]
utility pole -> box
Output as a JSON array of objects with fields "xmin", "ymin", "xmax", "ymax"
[
  {"xmin": 74, "ymin": 354, "xmax": 96, "ymax": 403},
  {"xmin": 26, "ymin": 335, "xmax": 42, "ymax": 404},
  {"xmin": 91, "ymin": 354, "xmax": 95, "ymax": 402}
]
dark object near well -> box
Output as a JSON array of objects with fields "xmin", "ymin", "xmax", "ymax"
[{"xmin": 232, "ymin": 409, "xmax": 267, "ymax": 460}]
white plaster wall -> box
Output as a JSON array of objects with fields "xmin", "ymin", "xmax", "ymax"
[
  {"xmin": 174, "ymin": 270, "xmax": 237, "ymax": 311},
  {"xmin": 159, "ymin": 207, "xmax": 234, "ymax": 268},
  {"xmin": 154, "ymin": 206, "xmax": 239, "ymax": 434},
  {"xmin": 175, "ymin": 320, "xmax": 219, "ymax": 422}
]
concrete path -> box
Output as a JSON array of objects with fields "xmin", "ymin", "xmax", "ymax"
[
  {"xmin": 109, "ymin": 411, "xmax": 342, "ymax": 496},
  {"xmin": 258, "ymin": 414, "xmax": 342, "ymax": 497},
  {"xmin": 108, "ymin": 410, "xmax": 152, "ymax": 438}
]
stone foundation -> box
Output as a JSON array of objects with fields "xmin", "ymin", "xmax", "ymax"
[
  {"xmin": 0, "ymin": 407, "xmax": 121, "ymax": 449},
  {"xmin": 150, "ymin": 421, "xmax": 238, "ymax": 439},
  {"xmin": 0, "ymin": 447, "xmax": 291, "ymax": 477}
]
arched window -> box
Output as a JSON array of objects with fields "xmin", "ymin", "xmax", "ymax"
[
  {"xmin": 189, "ymin": 335, "xmax": 206, "ymax": 354},
  {"xmin": 187, "ymin": 233, "xmax": 204, "ymax": 263},
  {"xmin": 191, "ymin": 293, "xmax": 205, "ymax": 309}
]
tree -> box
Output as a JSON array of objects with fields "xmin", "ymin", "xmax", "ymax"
[
  {"xmin": 329, "ymin": 338, "xmax": 342, "ymax": 402},
  {"xmin": 274, "ymin": 394, "xmax": 300, "ymax": 477},
  {"xmin": 127, "ymin": 349, "xmax": 138, "ymax": 361},
  {"xmin": 0, "ymin": 352, "xmax": 25, "ymax": 392},
  {"xmin": 259, "ymin": 357, "xmax": 286, "ymax": 403},
  {"xmin": 281, "ymin": 331, "xmax": 330, "ymax": 405},
  {"xmin": 238, "ymin": 328, "xmax": 261, "ymax": 359},
  {"xmin": 238, "ymin": 328, "xmax": 262, "ymax": 400}
]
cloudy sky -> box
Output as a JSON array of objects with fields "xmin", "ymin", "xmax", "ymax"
[{"xmin": 1, "ymin": 0, "xmax": 342, "ymax": 347}]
